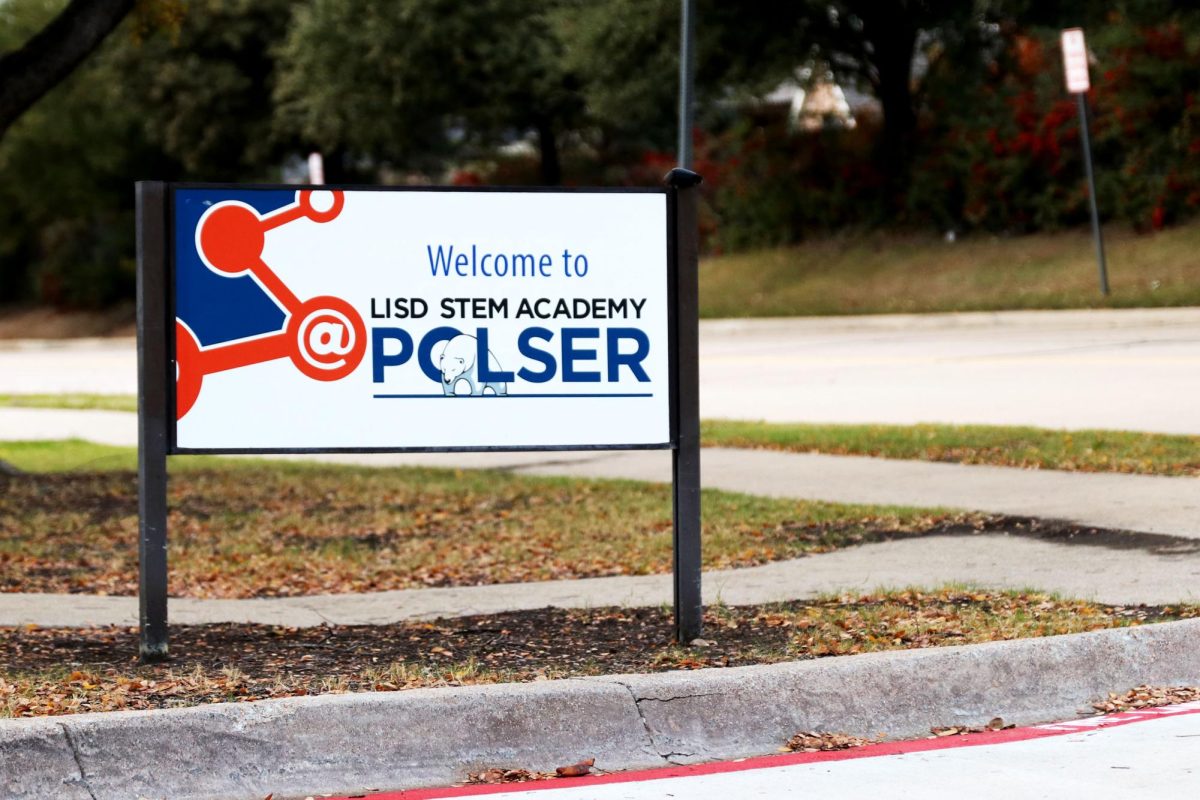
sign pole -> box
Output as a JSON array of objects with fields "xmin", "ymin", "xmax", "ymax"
[
  {"xmin": 1076, "ymin": 92, "xmax": 1109, "ymax": 296},
  {"xmin": 1061, "ymin": 28, "xmax": 1109, "ymax": 296},
  {"xmin": 678, "ymin": 0, "xmax": 696, "ymax": 168},
  {"xmin": 136, "ymin": 181, "xmax": 170, "ymax": 662},
  {"xmin": 667, "ymin": 167, "xmax": 703, "ymax": 643},
  {"xmin": 673, "ymin": 0, "xmax": 700, "ymax": 641}
]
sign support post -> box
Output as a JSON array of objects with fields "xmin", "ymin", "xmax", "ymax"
[
  {"xmin": 1061, "ymin": 27, "xmax": 1109, "ymax": 296},
  {"xmin": 667, "ymin": 167, "xmax": 703, "ymax": 643},
  {"xmin": 677, "ymin": 0, "xmax": 696, "ymax": 168},
  {"xmin": 136, "ymin": 181, "xmax": 170, "ymax": 662},
  {"xmin": 1076, "ymin": 92, "xmax": 1109, "ymax": 296}
]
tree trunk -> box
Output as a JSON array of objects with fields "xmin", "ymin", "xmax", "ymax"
[
  {"xmin": 859, "ymin": 7, "xmax": 919, "ymax": 206},
  {"xmin": 535, "ymin": 117, "xmax": 562, "ymax": 186},
  {"xmin": 0, "ymin": 0, "xmax": 136, "ymax": 139}
]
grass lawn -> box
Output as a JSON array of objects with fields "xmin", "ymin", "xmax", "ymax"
[
  {"xmin": 0, "ymin": 440, "xmax": 964, "ymax": 598},
  {"xmin": 3, "ymin": 393, "xmax": 1198, "ymax": 477},
  {"xmin": 700, "ymin": 221, "xmax": 1200, "ymax": 317},
  {"xmin": 0, "ymin": 393, "xmax": 136, "ymax": 413},
  {"xmin": 702, "ymin": 420, "xmax": 1200, "ymax": 477},
  {"xmin": 3, "ymin": 589, "xmax": 1195, "ymax": 717}
]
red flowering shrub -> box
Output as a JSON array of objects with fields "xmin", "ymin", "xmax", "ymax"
[
  {"xmin": 693, "ymin": 118, "xmax": 886, "ymax": 251},
  {"xmin": 911, "ymin": 17, "xmax": 1200, "ymax": 233}
]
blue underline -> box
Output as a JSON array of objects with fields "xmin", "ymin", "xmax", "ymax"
[{"xmin": 372, "ymin": 393, "xmax": 654, "ymax": 399}]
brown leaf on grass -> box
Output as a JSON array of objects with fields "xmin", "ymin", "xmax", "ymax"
[
  {"xmin": 0, "ymin": 463, "xmax": 999, "ymax": 599},
  {"xmin": 556, "ymin": 757, "xmax": 595, "ymax": 777},
  {"xmin": 784, "ymin": 731, "xmax": 877, "ymax": 752}
]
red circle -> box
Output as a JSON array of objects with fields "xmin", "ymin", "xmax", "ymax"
[
  {"xmin": 175, "ymin": 321, "xmax": 203, "ymax": 419},
  {"xmin": 298, "ymin": 190, "xmax": 345, "ymax": 223},
  {"xmin": 285, "ymin": 296, "xmax": 366, "ymax": 381},
  {"xmin": 199, "ymin": 204, "xmax": 264, "ymax": 274}
]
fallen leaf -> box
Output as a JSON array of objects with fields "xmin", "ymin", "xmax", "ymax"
[
  {"xmin": 785, "ymin": 732, "xmax": 875, "ymax": 752},
  {"xmin": 556, "ymin": 757, "xmax": 595, "ymax": 777}
]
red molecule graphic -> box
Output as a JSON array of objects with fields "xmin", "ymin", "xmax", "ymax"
[
  {"xmin": 198, "ymin": 204, "xmax": 265, "ymax": 275},
  {"xmin": 176, "ymin": 190, "xmax": 366, "ymax": 420}
]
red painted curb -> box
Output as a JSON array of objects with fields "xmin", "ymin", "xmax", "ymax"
[{"xmin": 335, "ymin": 701, "xmax": 1200, "ymax": 800}]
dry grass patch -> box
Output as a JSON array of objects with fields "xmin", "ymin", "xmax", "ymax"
[
  {"xmin": 700, "ymin": 221, "xmax": 1200, "ymax": 318},
  {"xmin": 702, "ymin": 420, "xmax": 1200, "ymax": 476},
  {"xmin": 0, "ymin": 441, "xmax": 964, "ymax": 598}
]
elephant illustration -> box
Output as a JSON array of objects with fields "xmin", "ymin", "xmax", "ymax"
[{"xmin": 433, "ymin": 334, "xmax": 508, "ymax": 396}]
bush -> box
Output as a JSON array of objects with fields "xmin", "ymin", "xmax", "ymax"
[
  {"xmin": 696, "ymin": 118, "xmax": 886, "ymax": 252},
  {"xmin": 910, "ymin": 17, "xmax": 1200, "ymax": 234}
]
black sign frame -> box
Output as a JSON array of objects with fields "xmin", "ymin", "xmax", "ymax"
[{"xmin": 135, "ymin": 171, "xmax": 703, "ymax": 661}]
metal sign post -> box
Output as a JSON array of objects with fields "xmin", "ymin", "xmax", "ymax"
[
  {"xmin": 678, "ymin": 0, "xmax": 696, "ymax": 169},
  {"xmin": 134, "ymin": 180, "xmax": 703, "ymax": 660},
  {"xmin": 135, "ymin": 182, "xmax": 170, "ymax": 662},
  {"xmin": 671, "ymin": 0, "xmax": 702, "ymax": 642},
  {"xmin": 1061, "ymin": 28, "xmax": 1109, "ymax": 296},
  {"xmin": 668, "ymin": 167, "xmax": 703, "ymax": 643}
]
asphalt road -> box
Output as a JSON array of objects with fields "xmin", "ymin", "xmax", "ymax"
[
  {"xmin": 3, "ymin": 307, "xmax": 1199, "ymax": 433},
  {"xmin": 701, "ymin": 308, "xmax": 1200, "ymax": 434}
]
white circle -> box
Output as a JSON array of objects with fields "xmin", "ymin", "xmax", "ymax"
[{"xmin": 308, "ymin": 190, "xmax": 336, "ymax": 213}]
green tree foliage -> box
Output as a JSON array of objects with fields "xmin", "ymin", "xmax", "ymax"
[
  {"xmin": 275, "ymin": 0, "xmax": 584, "ymax": 184},
  {"xmin": 0, "ymin": 0, "xmax": 298, "ymax": 306},
  {"xmin": 108, "ymin": 0, "xmax": 302, "ymax": 180},
  {"xmin": 0, "ymin": 0, "xmax": 162, "ymax": 305},
  {"xmin": 0, "ymin": 0, "xmax": 136, "ymax": 140},
  {"xmin": 4, "ymin": 0, "xmax": 1200, "ymax": 307},
  {"xmin": 562, "ymin": 0, "xmax": 796, "ymax": 152}
]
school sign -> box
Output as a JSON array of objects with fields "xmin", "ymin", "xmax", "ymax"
[
  {"xmin": 171, "ymin": 187, "xmax": 672, "ymax": 451},
  {"xmin": 135, "ymin": 174, "xmax": 703, "ymax": 658}
]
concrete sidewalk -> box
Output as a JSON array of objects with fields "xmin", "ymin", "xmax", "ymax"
[
  {"xmin": 5, "ymin": 533, "xmax": 1199, "ymax": 628},
  {"xmin": 3, "ymin": 406, "xmax": 1197, "ymax": 538}
]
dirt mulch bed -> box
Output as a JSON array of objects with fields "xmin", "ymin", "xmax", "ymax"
[{"xmin": 3, "ymin": 590, "xmax": 1196, "ymax": 718}]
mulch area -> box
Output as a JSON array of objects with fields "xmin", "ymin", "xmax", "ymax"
[
  {"xmin": 3, "ymin": 591, "xmax": 1197, "ymax": 717},
  {"xmin": 4, "ymin": 606, "xmax": 777, "ymax": 680}
]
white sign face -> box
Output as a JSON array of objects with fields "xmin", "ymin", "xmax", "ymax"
[
  {"xmin": 1061, "ymin": 28, "xmax": 1090, "ymax": 93},
  {"xmin": 171, "ymin": 188, "xmax": 671, "ymax": 451}
]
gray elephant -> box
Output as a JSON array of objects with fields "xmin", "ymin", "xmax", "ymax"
[{"xmin": 433, "ymin": 334, "xmax": 508, "ymax": 396}]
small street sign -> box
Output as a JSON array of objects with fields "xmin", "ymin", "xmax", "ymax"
[{"xmin": 1061, "ymin": 28, "xmax": 1090, "ymax": 94}]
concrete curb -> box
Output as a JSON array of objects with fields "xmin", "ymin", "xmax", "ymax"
[{"xmin": 4, "ymin": 619, "xmax": 1200, "ymax": 800}]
